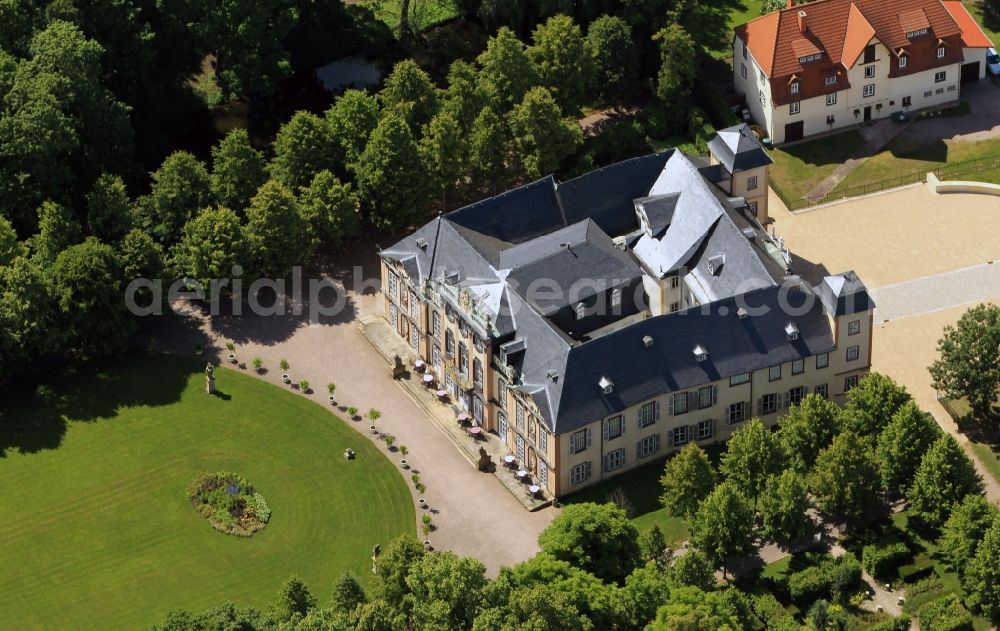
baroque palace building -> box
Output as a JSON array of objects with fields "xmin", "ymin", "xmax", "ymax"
[{"xmin": 380, "ymin": 124, "xmax": 873, "ymax": 498}]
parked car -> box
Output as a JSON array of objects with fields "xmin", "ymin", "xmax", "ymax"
[{"xmin": 987, "ymin": 48, "xmax": 1000, "ymax": 75}]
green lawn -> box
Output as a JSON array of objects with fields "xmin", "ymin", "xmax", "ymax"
[
  {"xmin": 0, "ymin": 353, "xmax": 414, "ymax": 630},
  {"xmin": 833, "ymin": 133, "xmax": 1000, "ymax": 195},
  {"xmin": 361, "ymin": 0, "xmax": 460, "ymax": 34},
  {"xmin": 939, "ymin": 394, "xmax": 1000, "ymax": 485},
  {"xmin": 561, "ymin": 458, "xmax": 688, "ymax": 543},
  {"xmin": 768, "ymin": 130, "xmax": 867, "ymax": 203}
]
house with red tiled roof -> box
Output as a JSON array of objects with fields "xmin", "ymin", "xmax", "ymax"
[{"xmin": 733, "ymin": 0, "xmax": 993, "ymax": 144}]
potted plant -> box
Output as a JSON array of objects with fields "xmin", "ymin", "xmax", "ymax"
[
  {"xmin": 416, "ymin": 482, "xmax": 426, "ymax": 494},
  {"xmin": 252, "ymin": 357, "xmax": 263, "ymax": 373},
  {"xmin": 421, "ymin": 514, "xmax": 432, "ymax": 536},
  {"xmin": 366, "ymin": 408, "xmax": 381, "ymax": 424},
  {"xmin": 279, "ymin": 359, "xmax": 290, "ymax": 384},
  {"xmin": 384, "ymin": 434, "xmax": 395, "ymax": 450},
  {"xmin": 347, "ymin": 406, "xmax": 358, "ymax": 420},
  {"xmin": 370, "ymin": 425, "xmax": 378, "ymax": 434},
  {"xmin": 411, "ymin": 473, "xmax": 420, "ymax": 486},
  {"xmin": 327, "ymin": 383, "xmax": 336, "ymax": 404},
  {"xmin": 299, "ymin": 379, "xmax": 310, "ymax": 393},
  {"xmin": 399, "ymin": 445, "xmax": 408, "ymax": 457},
  {"xmin": 226, "ymin": 342, "xmax": 237, "ymax": 364},
  {"xmin": 400, "ymin": 458, "xmax": 409, "ymax": 469},
  {"xmin": 423, "ymin": 539, "xmax": 432, "ymax": 550},
  {"xmin": 417, "ymin": 497, "xmax": 426, "ymax": 508}
]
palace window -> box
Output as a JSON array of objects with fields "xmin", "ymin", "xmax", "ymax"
[
  {"xmin": 432, "ymin": 311, "xmax": 441, "ymax": 338},
  {"xmin": 473, "ymin": 358, "xmax": 483, "ymax": 388},
  {"xmin": 570, "ymin": 428, "xmax": 591, "ymax": 454},
  {"xmin": 497, "ymin": 378, "xmax": 507, "ymax": 409},
  {"xmin": 816, "ymin": 383, "xmax": 829, "ymax": 399},
  {"xmin": 935, "ymin": 71, "xmax": 946, "ymax": 83},
  {"xmin": 458, "ymin": 341, "xmax": 469, "ymax": 375},
  {"xmin": 698, "ymin": 386, "xmax": 716, "ymax": 409},
  {"xmin": 671, "ymin": 426, "xmax": 690, "ymax": 447},
  {"xmin": 730, "ymin": 372, "xmax": 750, "ymax": 386},
  {"xmin": 638, "ymin": 401, "xmax": 659, "ymax": 427},
  {"xmin": 760, "ymin": 392, "xmax": 779, "ymax": 415},
  {"xmin": 498, "ymin": 412, "xmax": 508, "ymax": 438},
  {"xmin": 790, "ymin": 101, "xmax": 800, "ymax": 115},
  {"xmin": 539, "ymin": 428, "xmax": 548, "ymax": 452},
  {"xmin": 539, "ymin": 461, "xmax": 548, "ymax": 487},
  {"xmin": 389, "ymin": 303, "xmax": 398, "ymax": 329},
  {"xmin": 638, "ymin": 434, "xmax": 661, "ymax": 458},
  {"xmin": 848, "ymin": 319, "xmax": 861, "ymax": 335},
  {"xmin": 747, "ymin": 175, "xmax": 758, "ymax": 190},
  {"xmin": 847, "ymin": 345, "xmax": 860, "ymax": 361},
  {"xmin": 571, "ymin": 461, "xmax": 592, "ymax": 485},
  {"xmin": 604, "ymin": 448, "xmax": 625, "ymax": 472},
  {"xmin": 605, "ymin": 415, "xmax": 624, "ymax": 440},
  {"xmin": 816, "ymin": 353, "xmax": 829, "ymax": 369},
  {"xmin": 769, "ymin": 365, "xmax": 782, "ymax": 381},
  {"xmin": 388, "ymin": 272, "xmax": 398, "ymax": 298},
  {"xmin": 516, "ymin": 402, "xmax": 525, "ymax": 430},
  {"xmin": 826, "ymin": 93, "xmax": 837, "ymax": 106},
  {"xmin": 863, "ymin": 84, "xmax": 875, "ymax": 97},
  {"xmin": 792, "ymin": 359, "xmax": 804, "ymax": 375},
  {"xmin": 845, "ymin": 375, "xmax": 860, "ymax": 391},
  {"xmin": 697, "ymin": 419, "xmax": 714, "ymax": 440},
  {"xmin": 727, "ymin": 401, "xmax": 749, "ymax": 424},
  {"xmin": 670, "ymin": 392, "xmax": 689, "ymax": 415},
  {"xmin": 789, "ymin": 386, "xmax": 806, "ymax": 407},
  {"xmin": 445, "ymin": 329, "xmax": 454, "ymax": 357},
  {"xmin": 516, "ymin": 435, "xmax": 525, "ymax": 462}
]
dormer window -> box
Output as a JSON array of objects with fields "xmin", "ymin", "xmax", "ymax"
[
  {"xmin": 790, "ymin": 81, "xmax": 800, "ymax": 94},
  {"xmin": 906, "ymin": 28, "xmax": 927, "ymax": 38},
  {"xmin": 575, "ymin": 302, "xmax": 586, "ymax": 320},
  {"xmin": 598, "ymin": 376, "xmax": 614, "ymax": 394},
  {"xmin": 785, "ymin": 322, "xmax": 800, "ymax": 341},
  {"xmin": 798, "ymin": 53, "xmax": 822, "ymax": 64},
  {"xmin": 937, "ymin": 46, "xmax": 945, "ymax": 59},
  {"xmin": 737, "ymin": 307, "xmax": 749, "ymax": 319},
  {"xmin": 693, "ymin": 344, "xmax": 708, "ymax": 362},
  {"xmin": 642, "ymin": 335, "xmax": 654, "ymax": 348},
  {"xmin": 611, "ymin": 288, "xmax": 622, "ymax": 308},
  {"xmin": 707, "ymin": 254, "xmax": 725, "ymax": 276},
  {"xmin": 824, "ymin": 75, "xmax": 838, "ymax": 86}
]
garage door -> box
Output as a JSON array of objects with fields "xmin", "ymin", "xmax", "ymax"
[
  {"xmin": 784, "ymin": 121, "xmax": 804, "ymax": 143},
  {"xmin": 961, "ymin": 61, "xmax": 981, "ymax": 83}
]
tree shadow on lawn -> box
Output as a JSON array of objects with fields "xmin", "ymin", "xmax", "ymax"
[
  {"xmin": 685, "ymin": 0, "xmax": 754, "ymax": 57},
  {"xmin": 0, "ymin": 352, "xmax": 192, "ymax": 458},
  {"xmin": 883, "ymin": 136, "xmax": 948, "ymax": 164}
]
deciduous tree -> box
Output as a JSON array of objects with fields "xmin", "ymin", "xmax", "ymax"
[
  {"xmin": 529, "ymin": 14, "xmax": 593, "ymax": 113},
  {"xmin": 875, "ymin": 401, "xmax": 941, "ymax": 496},
  {"xmin": 939, "ymin": 494, "xmax": 999, "ymax": 576},
  {"xmin": 354, "ymin": 111, "xmax": 431, "ymax": 230},
  {"xmin": 170, "ymin": 207, "xmax": 246, "ymax": 291},
  {"xmin": 210, "ymin": 129, "xmax": 266, "ymax": 214},
  {"xmin": 720, "ymin": 418, "xmax": 784, "ymax": 505},
  {"xmin": 269, "ymin": 111, "xmax": 340, "ymax": 191},
  {"xmin": 419, "ymin": 111, "xmax": 466, "ymax": 210},
  {"xmin": 136, "ymin": 151, "xmax": 213, "ymax": 247},
  {"xmin": 586, "ymin": 15, "xmax": 638, "ymax": 101},
  {"xmin": 758, "ymin": 470, "xmax": 812, "ymax": 544},
  {"xmin": 671, "ymin": 549, "xmax": 715, "ymax": 591},
  {"xmin": 964, "ymin": 516, "xmax": 1000, "ymax": 618},
  {"xmin": 638, "ymin": 523, "xmax": 671, "ymax": 568},
  {"xmin": 841, "ymin": 373, "xmax": 912, "ymax": 438},
  {"xmin": 326, "ymin": 89, "xmax": 380, "ymax": 169},
  {"xmin": 379, "ymin": 59, "xmax": 438, "ymax": 133},
  {"xmin": 0, "ymin": 216, "xmax": 24, "ymax": 266},
  {"xmin": 276, "ymin": 574, "xmax": 316, "ymax": 620},
  {"xmin": 653, "ymin": 23, "xmax": 697, "ymax": 102},
  {"xmin": 660, "ymin": 442, "xmax": 717, "ymax": 520},
  {"xmin": 689, "ymin": 481, "xmax": 755, "ymax": 577},
  {"xmin": 508, "ymin": 86, "xmax": 582, "ymax": 179},
  {"xmin": 331, "ymin": 571, "xmax": 366, "ymax": 616},
  {"xmin": 779, "ymin": 394, "xmax": 841, "ymax": 474},
  {"xmin": 298, "ymin": 170, "xmax": 359, "ymax": 248},
  {"xmin": 441, "ymin": 60, "xmax": 488, "ymax": 132},
  {"xmin": 30, "ymin": 201, "xmax": 81, "ymax": 264},
  {"xmin": 538, "ymin": 502, "xmax": 640, "ymax": 583},
  {"xmin": 908, "ymin": 434, "xmax": 984, "ymax": 529},
  {"xmin": 929, "ymin": 303, "xmax": 1000, "ymax": 421},
  {"xmin": 86, "ymin": 173, "xmax": 132, "ymax": 243},
  {"xmin": 244, "ymin": 180, "xmax": 312, "ymax": 278},
  {"xmin": 810, "ymin": 431, "xmax": 882, "ymax": 525},
  {"xmin": 0, "ymin": 255, "xmax": 56, "ymax": 377},
  {"xmin": 405, "ymin": 551, "xmax": 488, "ymax": 631},
  {"xmin": 371, "ymin": 536, "xmax": 425, "ymax": 617},
  {"xmin": 468, "ymin": 107, "xmax": 512, "ymax": 190},
  {"xmin": 476, "ymin": 27, "xmax": 539, "ymax": 112}
]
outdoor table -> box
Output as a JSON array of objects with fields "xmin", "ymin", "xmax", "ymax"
[
  {"xmin": 422, "ymin": 374, "xmax": 434, "ymax": 384},
  {"xmin": 528, "ymin": 485, "xmax": 540, "ymax": 496},
  {"xmin": 503, "ymin": 455, "xmax": 515, "ymax": 467},
  {"xmin": 516, "ymin": 469, "xmax": 528, "ymax": 480},
  {"xmin": 457, "ymin": 412, "xmax": 470, "ymax": 421},
  {"xmin": 414, "ymin": 359, "xmax": 425, "ymax": 371},
  {"xmin": 436, "ymin": 389, "xmax": 447, "ymax": 398},
  {"xmin": 469, "ymin": 426, "xmax": 483, "ymax": 438}
]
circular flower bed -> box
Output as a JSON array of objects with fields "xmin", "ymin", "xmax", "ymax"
[{"xmin": 187, "ymin": 472, "xmax": 271, "ymax": 537}]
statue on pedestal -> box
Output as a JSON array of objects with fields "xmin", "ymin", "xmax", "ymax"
[{"xmin": 206, "ymin": 362, "xmax": 216, "ymax": 394}]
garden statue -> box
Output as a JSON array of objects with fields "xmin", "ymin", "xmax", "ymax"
[
  {"xmin": 344, "ymin": 448, "xmax": 355, "ymax": 460},
  {"xmin": 205, "ymin": 362, "xmax": 216, "ymax": 394},
  {"xmin": 392, "ymin": 354, "xmax": 406, "ymax": 379},
  {"xmin": 477, "ymin": 447, "xmax": 493, "ymax": 472}
]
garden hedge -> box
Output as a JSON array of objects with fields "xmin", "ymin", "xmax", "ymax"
[
  {"xmin": 919, "ymin": 594, "xmax": 974, "ymax": 631},
  {"xmin": 862, "ymin": 541, "xmax": 911, "ymax": 580}
]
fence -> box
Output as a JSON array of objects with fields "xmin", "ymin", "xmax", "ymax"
[{"xmin": 775, "ymin": 153, "xmax": 1000, "ymax": 211}]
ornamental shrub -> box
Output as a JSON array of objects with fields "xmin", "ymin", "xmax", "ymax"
[
  {"xmin": 918, "ymin": 594, "xmax": 974, "ymax": 631},
  {"xmin": 868, "ymin": 615, "xmax": 911, "ymax": 631},
  {"xmin": 788, "ymin": 553, "xmax": 862, "ymax": 606},
  {"xmin": 862, "ymin": 542, "xmax": 911, "ymax": 580}
]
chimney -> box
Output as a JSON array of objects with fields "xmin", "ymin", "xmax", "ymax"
[
  {"xmin": 797, "ymin": 10, "xmax": 807, "ymax": 33},
  {"xmin": 786, "ymin": 0, "xmax": 794, "ymax": 8}
]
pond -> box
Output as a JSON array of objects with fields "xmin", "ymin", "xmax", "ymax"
[{"xmin": 316, "ymin": 58, "xmax": 382, "ymax": 92}]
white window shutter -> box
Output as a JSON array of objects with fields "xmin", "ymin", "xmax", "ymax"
[
  {"xmin": 712, "ymin": 386, "xmax": 718, "ymax": 406},
  {"xmin": 655, "ymin": 401, "xmax": 661, "ymax": 420},
  {"xmin": 586, "ymin": 427, "xmax": 592, "ymax": 449},
  {"xmin": 666, "ymin": 430, "xmax": 674, "ymax": 446},
  {"xmin": 756, "ymin": 398, "xmax": 763, "ymax": 415},
  {"xmin": 585, "ymin": 461, "xmax": 592, "ymax": 479},
  {"xmin": 603, "ymin": 421, "xmax": 609, "ymax": 441},
  {"xmin": 711, "ymin": 419, "xmax": 717, "ymax": 437},
  {"xmin": 668, "ymin": 395, "xmax": 675, "ymax": 416},
  {"xmin": 622, "ymin": 415, "xmax": 627, "ymax": 434},
  {"xmin": 688, "ymin": 391, "xmax": 698, "ymax": 410}
]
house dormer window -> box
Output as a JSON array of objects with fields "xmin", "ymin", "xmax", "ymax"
[
  {"xmin": 824, "ymin": 75, "xmax": 837, "ymax": 86},
  {"xmin": 906, "ymin": 28, "xmax": 927, "ymax": 38},
  {"xmin": 899, "ymin": 55, "xmax": 907, "ymax": 68},
  {"xmin": 798, "ymin": 53, "xmax": 822, "ymax": 64},
  {"xmin": 575, "ymin": 302, "xmax": 586, "ymax": 320},
  {"xmin": 791, "ymin": 81, "xmax": 800, "ymax": 94},
  {"xmin": 937, "ymin": 46, "xmax": 945, "ymax": 58},
  {"xmin": 693, "ymin": 344, "xmax": 708, "ymax": 362}
]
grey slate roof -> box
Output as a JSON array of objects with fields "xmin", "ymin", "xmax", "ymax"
[
  {"xmin": 816, "ymin": 271, "xmax": 875, "ymax": 316},
  {"xmin": 708, "ymin": 123, "xmax": 774, "ymax": 174},
  {"xmin": 547, "ymin": 284, "xmax": 836, "ymax": 432}
]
